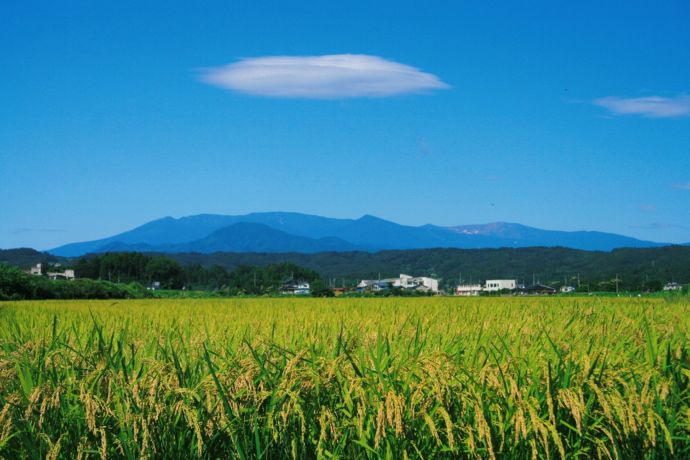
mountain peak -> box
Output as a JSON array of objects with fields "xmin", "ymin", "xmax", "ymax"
[{"xmin": 358, "ymin": 214, "xmax": 384, "ymax": 221}]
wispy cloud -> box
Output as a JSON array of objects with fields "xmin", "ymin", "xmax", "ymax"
[
  {"xmin": 630, "ymin": 222, "xmax": 689, "ymax": 230},
  {"xmin": 673, "ymin": 182, "xmax": 690, "ymax": 190},
  {"xmin": 636, "ymin": 204, "xmax": 657, "ymax": 212},
  {"xmin": 200, "ymin": 54, "xmax": 449, "ymax": 99},
  {"xmin": 593, "ymin": 95, "xmax": 690, "ymax": 118}
]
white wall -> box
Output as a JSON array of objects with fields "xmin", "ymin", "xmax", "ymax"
[{"xmin": 484, "ymin": 279, "xmax": 516, "ymax": 291}]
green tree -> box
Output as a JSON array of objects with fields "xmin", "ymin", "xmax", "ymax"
[{"xmin": 144, "ymin": 257, "xmax": 183, "ymax": 289}]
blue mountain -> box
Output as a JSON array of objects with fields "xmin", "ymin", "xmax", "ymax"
[
  {"xmin": 443, "ymin": 222, "xmax": 666, "ymax": 252},
  {"xmin": 157, "ymin": 222, "xmax": 357, "ymax": 253},
  {"xmin": 48, "ymin": 212, "xmax": 668, "ymax": 256}
]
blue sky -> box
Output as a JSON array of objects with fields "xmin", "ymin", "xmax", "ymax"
[{"xmin": 2, "ymin": 1, "xmax": 689, "ymax": 249}]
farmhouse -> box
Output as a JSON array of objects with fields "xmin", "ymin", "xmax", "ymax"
[
  {"xmin": 357, "ymin": 274, "xmax": 440, "ymax": 293},
  {"xmin": 522, "ymin": 283, "xmax": 557, "ymax": 295},
  {"xmin": 148, "ymin": 281, "xmax": 161, "ymax": 291},
  {"xmin": 454, "ymin": 279, "xmax": 517, "ymax": 295},
  {"xmin": 456, "ymin": 284, "xmax": 482, "ymax": 296},
  {"xmin": 332, "ymin": 287, "xmax": 349, "ymax": 296},
  {"xmin": 281, "ymin": 281, "xmax": 311, "ymax": 295},
  {"xmin": 663, "ymin": 282, "xmax": 683, "ymax": 292},
  {"xmin": 27, "ymin": 263, "xmax": 75, "ymax": 280},
  {"xmin": 389, "ymin": 274, "xmax": 439, "ymax": 293},
  {"xmin": 47, "ymin": 269, "xmax": 75, "ymax": 281},
  {"xmin": 356, "ymin": 280, "xmax": 390, "ymax": 293}
]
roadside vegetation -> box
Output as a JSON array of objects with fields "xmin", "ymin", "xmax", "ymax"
[
  {"xmin": 0, "ymin": 259, "xmax": 329, "ymax": 300},
  {"xmin": 0, "ymin": 265, "xmax": 144, "ymax": 301}
]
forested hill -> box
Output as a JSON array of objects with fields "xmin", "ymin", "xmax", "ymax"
[
  {"xmin": 2, "ymin": 246, "xmax": 689, "ymax": 292},
  {"xmin": 165, "ymin": 245, "xmax": 690, "ymax": 291},
  {"xmin": 0, "ymin": 248, "xmax": 65, "ymax": 267}
]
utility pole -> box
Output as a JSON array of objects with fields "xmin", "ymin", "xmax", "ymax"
[{"xmin": 614, "ymin": 274, "xmax": 620, "ymax": 295}]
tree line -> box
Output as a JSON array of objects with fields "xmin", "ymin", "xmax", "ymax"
[
  {"xmin": 0, "ymin": 264, "xmax": 144, "ymax": 300},
  {"xmin": 0, "ymin": 253, "xmax": 332, "ymax": 300},
  {"xmin": 2, "ymin": 245, "xmax": 689, "ymax": 298},
  {"xmin": 166, "ymin": 245, "xmax": 690, "ymax": 292},
  {"xmin": 75, "ymin": 252, "xmax": 329, "ymax": 295}
]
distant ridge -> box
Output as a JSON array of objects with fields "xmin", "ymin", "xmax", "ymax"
[
  {"xmin": 0, "ymin": 248, "xmax": 63, "ymax": 267},
  {"xmin": 100, "ymin": 222, "xmax": 359, "ymax": 254},
  {"xmin": 49, "ymin": 212, "xmax": 669, "ymax": 257}
]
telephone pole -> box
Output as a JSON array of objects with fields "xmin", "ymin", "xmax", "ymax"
[{"xmin": 614, "ymin": 274, "xmax": 620, "ymax": 295}]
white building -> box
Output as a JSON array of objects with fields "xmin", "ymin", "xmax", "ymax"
[
  {"xmin": 356, "ymin": 280, "xmax": 389, "ymax": 292},
  {"xmin": 663, "ymin": 282, "xmax": 683, "ymax": 292},
  {"xmin": 414, "ymin": 276, "xmax": 439, "ymax": 293},
  {"xmin": 456, "ymin": 284, "xmax": 482, "ymax": 296},
  {"xmin": 47, "ymin": 269, "xmax": 75, "ymax": 281},
  {"xmin": 282, "ymin": 281, "xmax": 311, "ymax": 295},
  {"xmin": 29, "ymin": 263, "xmax": 75, "ymax": 280},
  {"xmin": 358, "ymin": 274, "xmax": 439, "ymax": 293},
  {"xmin": 357, "ymin": 279, "xmax": 378, "ymax": 289},
  {"xmin": 388, "ymin": 274, "xmax": 415, "ymax": 289},
  {"xmin": 392, "ymin": 274, "xmax": 439, "ymax": 293},
  {"xmin": 484, "ymin": 279, "xmax": 516, "ymax": 292}
]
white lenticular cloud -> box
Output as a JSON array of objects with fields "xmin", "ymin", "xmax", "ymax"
[
  {"xmin": 200, "ymin": 54, "xmax": 449, "ymax": 98},
  {"xmin": 593, "ymin": 95, "xmax": 690, "ymax": 118}
]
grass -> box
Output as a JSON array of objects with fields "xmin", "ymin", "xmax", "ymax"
[{"xmin": 0, "ymin": 296, "xmax": 689, "ymax": 458}]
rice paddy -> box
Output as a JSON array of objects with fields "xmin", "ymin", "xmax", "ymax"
[{"xmin": 0, "ymin": 296, "xmax": 689, "ymax": 458}]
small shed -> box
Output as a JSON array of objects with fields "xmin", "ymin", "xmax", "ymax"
[{"xmin": 523, "ymin": 283, "xmax": 557, "ymax": 295}]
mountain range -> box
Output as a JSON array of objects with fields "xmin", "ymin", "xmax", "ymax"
[{"xmin": 47, "ymin": 212, "xmax": 676, "ymax": 257}]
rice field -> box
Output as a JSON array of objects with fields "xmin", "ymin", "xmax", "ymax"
[{"xmin": 0, "ymin": 296, "xmax": 689, "ymax": 459}]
